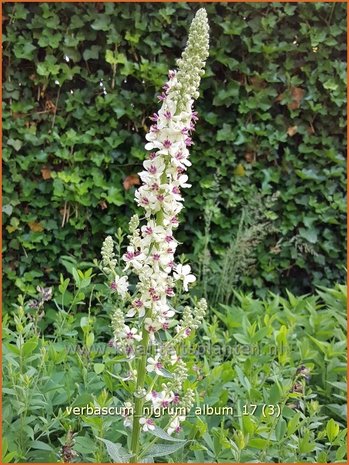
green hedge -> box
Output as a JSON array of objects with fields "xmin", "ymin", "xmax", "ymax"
[{"xmin": 3, "ymin": 2, "xmax": 346, "ymax": 305}]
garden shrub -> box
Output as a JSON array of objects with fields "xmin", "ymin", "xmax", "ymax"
[
  {"xmin": 3, "ymin": 282, "xmax": 347, "ymax": 462},
  {"xmin": 2, "ymin": 2, "xmax": 347, "ymax": 307}
]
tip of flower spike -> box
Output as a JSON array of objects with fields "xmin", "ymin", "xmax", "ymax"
[
  {"xmin": 169, "ymin": 7, "xmax": 210, "ymax": 111},
  {"xmin": 195, "ymin": 8, "xmax": 208, "ymax": 19}
]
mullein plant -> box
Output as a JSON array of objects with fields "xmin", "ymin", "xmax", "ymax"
[{"xmin": 100, "ymin": 9, "xmax": 209, "ymax": 462}]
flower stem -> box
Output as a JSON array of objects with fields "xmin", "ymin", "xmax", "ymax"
[
  {"xmin": 130, "ymin": 176, "xmax": 167, "ymax": 462},
  {"xmin": 130, "ymin": 324, "xmax": 150, "ymax": 462}
]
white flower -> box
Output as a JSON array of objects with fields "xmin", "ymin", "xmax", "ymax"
[
  {"xmin": 145, "ymin": 390, "xmax": 160, "ymax": 403},
  {"xmin": 122, "ymin": 401, "xmax": 133, "ymax": 428},
  {"xmin": 143, "ymin": 157, "xmax": 166, "ymax": 175},
  {"xmin": 126, "ymin": 297, "xmax": 150, "ymax": 318},
  {"xmin": 176, "ymin": 174, "xmax": 191, "ymax": 189},
  {"xmin": 122, "ymin": 246, "xmax": 146, "ymax": 270},
  {"xmin": 139, "ymin": 417, "xmax": 155, "ymax": 432},
  {"xmin": 122, "ymin": 325, "xmax": 142, "ymax": 342},
  {"xmin": 173, "ymin": 264, "xmax": 196, "ymax": 291},
  {"xmin": 123, "ymin": 416, "xmax": 133, "ymax": 428},
  {"xmin": 158, "ymin": 305, "xmax": 175, "ymax": 321},
  {"xmin": 144, "ymin": 318, "xmax": 161, "ymax": 341},
  {"xmin": 110, "ymin": 274, "xmax": 129, "ymax": 297},
  {"xmin": 170, "ymin": 149, "xmax": 192, "ymax": 170},
  {"xmin": 147, "ymin": 390, "xmax": 174, "ymax": 409},
  {"xmin": 141, "ymin": 221, "xmax": 166, "ymax": 245},
  {"xmin": 146, "ymin": 354, "xmax": 163, "ymax": 375},
  {"xmin": 167, "ymin": 416, "xmax": 186, "ymax": 435}
]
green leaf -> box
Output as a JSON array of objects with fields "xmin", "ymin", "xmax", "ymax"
[
  {"xmin": 275, "ymin": 418, "xmax": 287, "ymax": 441},
  {"xmin": 148, "ymin": 426, "xmax": 186, "ymax": 443},
  {"xmin": 29, "ymin": 440, "xmax": 54, "ymax": 451},
  {"xmin": 91, "ymin": 15, "xmax": 111, "ymax": 31},
  {"xmin": 83, "ymin": 45, "xmax": 101, "ymax": 61},
  {"xmin": 2, "ymin": 204, "xmax": 13, "ymax": 216},
  {"xmin": 299, "ymin": 227, "xmax": 318, "ymax": 244},
  {"xmin": 287, "ymin": 412, "xmax": 302, "ymax": 436},
  {"xmin": 268, "ymin": 383, "xmax": 281, "ymax": 404},
  {"xmin": 97, "ymin": 438, "xmax": 131, "ymax": 462},
  {"xmin": 7, "ymin": 138, "xmax": 22, "ymax": 152},
  {"xmin": 72, "ymin": 268, "xmax": 81, "ymax": 286},
  {"xmin": 144, "ymin": 441, "xmax": 187, "ymax": 458},
  {"xmin": 94, "ymin": 363, "xmax": 105, "ymax": 374},
  {"xmin": 86, "ymin": 332, "xmax": 94, "ymax": 350},
  {"xmin": 248, "ymin": 438, "xmax": 268, "ymax": 449},
  {"xmin": 106, "ymin": 187, "xmax": 125, "ymax": 206},
  {"xmin": 326, "ymin": 418, "xmax": 340, "ymax": 442},
  {"xmin": 22, "ymin": 339, "xmax": 38, "ymax": 356},
  {"xmin": 106, "ymin": 50, "xmax": 118, "ymax": 65}
]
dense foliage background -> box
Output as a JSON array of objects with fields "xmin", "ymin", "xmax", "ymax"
[
  {"xmin": 3, "ymin": 2, "xmax": 347, "ymax": 307},
  {"xmin": 2, "ymin": 2, "xmax": 347, "ymax": 463}
]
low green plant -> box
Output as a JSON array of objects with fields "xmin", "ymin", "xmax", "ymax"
[{"xmin": 3, "ymin": 281, "xmax": 346, "ymax": 462}]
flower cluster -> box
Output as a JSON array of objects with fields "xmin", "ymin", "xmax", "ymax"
[{"xmin": 100, "ymin": 8, "xmax": 209, "ymax": 441}]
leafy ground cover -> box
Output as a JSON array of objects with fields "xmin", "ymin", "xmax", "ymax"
[{"xmin": 3, "ymin": 267, "xmax": 347, "ymax": 462}]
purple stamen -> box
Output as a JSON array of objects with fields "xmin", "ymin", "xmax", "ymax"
[
  {"xmin": 166, "ymin": 287, "xmax": 174, "ymax": 296},
  {"xmin": 149, "ymin": 113, "xmax": 159, "ymax": 122},
  {"xmin": 148, "ymin": 165, "xmax": 157, "ymax": 174},
  {"xmin": 150, "ymin": 124, "xmax": 159, "ymax": 133}
]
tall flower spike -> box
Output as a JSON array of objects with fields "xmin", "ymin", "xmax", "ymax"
[
  {"xmin": 172, "ymin": 8, "xmax": 210, "ymax": 111},
  {"xmin": 101, "ymin": 9, "xmax": 209, "ymax": 462}
]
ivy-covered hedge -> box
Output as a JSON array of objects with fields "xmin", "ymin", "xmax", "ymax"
[{"xmin": 3, "ymin": 2, "xmax": 346, "ymax": 305}]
